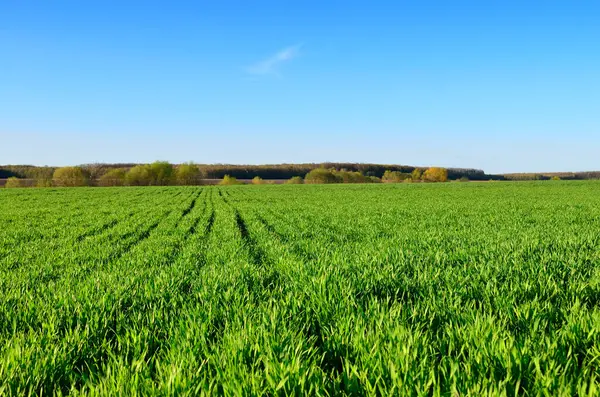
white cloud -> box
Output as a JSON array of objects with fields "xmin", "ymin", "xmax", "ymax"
[{"xmin": 247, "ymin": 44, "xmax": 302, "ymax": 76}]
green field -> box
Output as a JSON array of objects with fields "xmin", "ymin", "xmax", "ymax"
[{"xmin": 1, "ymin": 182, "xmax": 600, "ymax": 395}]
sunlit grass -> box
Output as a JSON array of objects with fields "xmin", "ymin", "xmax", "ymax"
[{"xmin": 0, "ymin": 181, "xmax": 599, "ymax": 395}]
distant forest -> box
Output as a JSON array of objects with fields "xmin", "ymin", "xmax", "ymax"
[
  {"xmin": 0, "ymin": 163, "xmax": 495, "ymax": 181},
  {"xmin": 1, "ymin": 163, "xmax": 599, "ymax": 184}
]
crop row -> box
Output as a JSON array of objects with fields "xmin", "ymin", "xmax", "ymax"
[{"xmin": 0, "ymin": 182, "xmax": 599, "ymax": 395}]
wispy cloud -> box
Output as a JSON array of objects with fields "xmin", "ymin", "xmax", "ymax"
[{"xmin": 247, "ymin": 44, "xmax": 302, "ymax": 76}]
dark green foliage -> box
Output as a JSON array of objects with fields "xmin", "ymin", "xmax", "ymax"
[{"xmin": 0, "ymin": 165, "xmax": 57, "ymax": 179}]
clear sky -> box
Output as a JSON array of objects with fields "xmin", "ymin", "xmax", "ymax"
[{"xmin": 1, "ymin": 1, "xmax": 599, "ymax": 173}]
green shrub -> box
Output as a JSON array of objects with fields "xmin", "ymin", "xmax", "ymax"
[
  {"xmin": 148, "ymin": 161, "xmax": 174, "ymax": 186},
  {"xmin": 551, "ymin": 176, "xmax": 561, "ymax": 181},
  {"xmin": 125, "ymin": 165, "xmax": 152, "ymax": 186},
  {"xmin": 98, "ymin": 168, "xmax": 127, "ymax": 187},
  {"xmin": 459, "ymin": 176, "xmax": 470, "ymax": 182},
  {"xmin": 305, "ymin": 168, "xmax": 340, "ymax": 184},
  {"xmin": 53, "ymin": 167, "xmax": 90, "ymax": 187},
  {"xmin": 176, "ymin": 163, "xmax": 203, "ymax": 185},
  {"xmin": 333, "ymin": 170, "xmax": 372, "ymax": 183},
  {"xmin": 252, "ymin": 176, "xmax": 265, "ymax": 185},
  {"xmin": 286, "ymin": 176, "xmax": 304, "ymax": 184},
  {"xmin": 219, "ymin": 175, "xmax": 242, "ymax": 185},
  {"xmin": 382, "ymin": 170, "xmax": 410, "ymax": 183},
  {"xmin": 4, "ymin": 177, "xmax": 21, "ymax": 188},
  {"xmin": 125, "ymin": 162, "xmax": 176, "ymax": 186}
]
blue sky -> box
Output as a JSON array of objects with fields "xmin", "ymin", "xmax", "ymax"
[{"xmin": 1, "ymin": 1, "xmax": 599, "ymax": 173}]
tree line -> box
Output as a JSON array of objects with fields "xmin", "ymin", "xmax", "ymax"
[
  {"xmin": 502, "ymin": 171, "xmax": 600, "ymax": 181},
  {"xmin": 7, "ymin": 161, "xmax": 600, "ymax": 188},
  {"xmin": 0, "ymin": 162, "xmax": 494, "ymax": 181},
  {"xmin": 2, "ymin": 162, "xmax": 202, "ymax": 188},
  {"xmin": 2, "ymin": 162, "xmax": 457, "ymax": 188},
  {"xmin": 196, "ymin": 163, "xmax": 492, "ymax": 180},
  {"xmin": 212, "ymin": 167, "xmax": 450, "ymax": 186},
  {"xmin": 300, "ymin": 167, "xmax": 450, "ymax": 184},
  {"xmin": 4, "ymin": 162, "xmax": 600, "ymax": 186}
]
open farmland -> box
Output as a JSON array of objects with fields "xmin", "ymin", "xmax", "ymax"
[{"xmin": 1, "ymin": 182, "xmax": 600, "ymax": 395}]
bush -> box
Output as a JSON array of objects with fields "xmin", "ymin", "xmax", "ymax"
[
  {"xmin": 382, "ymin": 170, "xmax": 410, "ymax": 183},
  {"xmin": 36, "ymin": 178, "xmax": 53, "ymax": 188},
  {"xmin": 219, "ymin": 175, "xmax": 242, "ymax": 185},
  {"xmin": 148, "ymin": 161, "xmax": 174, "ymax": 186},
  {"xmin": 333, "ymin": 170, "xmax": 372, "ymax": 183},
  {"xmin": 459, "ymin": 176, "xmax": 470, "ymax": 182},
  {"xmin": 4, "ymin": 177, "xmax": 21, "ymax": 188},
  {"xmin": 304, "ymin": 169, "xmax": 377, "ymax": 184},
  {"xmin": 99, "ymin": 168, "xmax": 127, "ymax": 187},
  {"xmin": 423, "ymin": 167, "xmax": 448, "ymax": 182},
  {"xmin": 252, "ymin": 176, "xmax": 265, "ymax": 185},
  {"xmin": 125, "ymin": 162, "xmax": 191, "ymax": 186},
  {"xmin": 176, "ymin": 163, "xmax": 202, "ymax": 186},
  {"xmin": 305, "ymin": 168, "xmax": 340, "ymax": 184},
  {"xmin": 125, "ymin": 165, "xmax": 152, "ymax": 186},
  {"xmin": 53, "ymin": 167, "xmax": 90, "ymax": 187},
  {"xmin": 551, "ymin": 176, "xmax": 561, "ymax": 181},
  {"xmin": 411, "ymin": 168, "xmax": 423, "ymax": 181},
  {"xmin": 369, "ymin": 176, "xmax": 382, "ymax": 183},
  {"xmin": 286, "ymin": 176, "xmax": 304, "ymax": 184}
]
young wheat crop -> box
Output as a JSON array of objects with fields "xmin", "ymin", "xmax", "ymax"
[{"xmin": 1, "ymin": 182, "xmax": 599, "ymax": 395}]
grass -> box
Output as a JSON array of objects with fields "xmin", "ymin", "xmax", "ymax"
[{"xmin": 1, "ymin": 182, "xmax": 600, "ymax": 395}]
